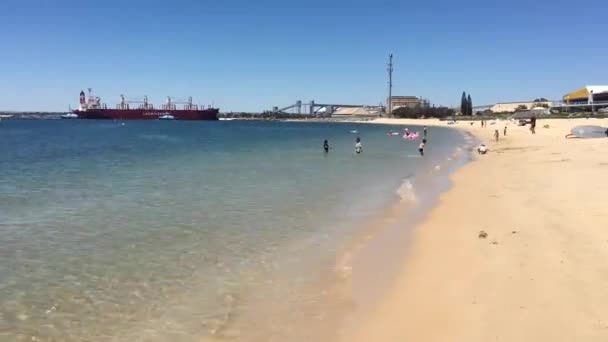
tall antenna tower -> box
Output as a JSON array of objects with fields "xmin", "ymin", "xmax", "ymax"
[{"xmin": 387, "ymin": 53, "xmax": 393, "ymax": 116}]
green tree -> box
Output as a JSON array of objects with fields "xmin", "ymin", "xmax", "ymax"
[
  {"xmin": 515, "ymin": 105, "xmax": 528, "ymax": 112},
  {"xmin": 460, "ymin": 91, "xmax": 467, "ymax": 115},
  {"xmin": 467, "ymin": 94, "xmax": 473, "ymax": 116},
  {"xmin": 393, "ymin": 107, "xmax": 415, "ymax": 118},
  {"xmin": 393, "ymin": 106, "xmax": 454, "ymax": 119}
]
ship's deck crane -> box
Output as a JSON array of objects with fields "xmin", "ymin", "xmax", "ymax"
[
  {"xmin": 117, "ymin": 95, "xmax": 153, "ymax": 110},
  {"xmin": 163, "ymin": 96, "xmax": 198, "ymax": 110},
  {"xmin": 115, "ymin": 94, "xmax": 205, "ymax": 110}
]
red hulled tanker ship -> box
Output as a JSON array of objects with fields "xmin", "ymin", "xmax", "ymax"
[{"xmin": 72, "ymin": 89, "xmax": 219, "ymax": 120}]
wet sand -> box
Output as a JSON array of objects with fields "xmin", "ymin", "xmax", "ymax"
[{"xmin": 345, "ymin": 118, "xmax": 608, "ymax": 341}]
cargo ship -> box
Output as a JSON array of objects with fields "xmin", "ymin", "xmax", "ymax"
[{"xmin": 72, "ymin": 89, "xmax": 219, "ymax": 120}]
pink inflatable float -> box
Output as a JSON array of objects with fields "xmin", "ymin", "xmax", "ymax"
[{"xmin": 403, "ymin": 132, "xmax": 420, "ymax": 140}]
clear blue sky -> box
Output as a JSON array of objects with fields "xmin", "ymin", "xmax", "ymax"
[{"xmin": 1, "ymin": 0, "xmax": 606, "ymax": 112}]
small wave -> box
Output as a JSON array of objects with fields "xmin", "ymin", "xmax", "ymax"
[
  {"xmin": 463, "ymin": 135, "xmax": 476, "ymax": 144},
  {"xmin": 2, "ymin": 129, "xmax": 32, "ymax": 136},
  {"xmin": 138, "ymin": 134, "xmax": 181, "ymax": 143},
  {"xmin": 334, "ymin": 252, "xmax": 354, "ymax": 281},
  {"xmin": 203, "ymin": 292, "xmax": 238, "ymax": 338},
  {"xmin": 396, "ymin": 179, "xmax": 417, "ymax": 203}
]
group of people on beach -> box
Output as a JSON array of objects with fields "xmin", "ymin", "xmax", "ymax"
[
  {"xmin": 494, "ymin": 126, "xmax": 507, "ymax": 142},
  {"xmin": 323, "ymin": 126, "xmax": 428, "ymax": 157},
  {"xmin": 478, "ymin": 116, "xmax": 539, "ymax": 154}
]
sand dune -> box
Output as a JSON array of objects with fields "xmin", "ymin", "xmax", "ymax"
[{"xmin": 345, "ymin": 118, "xmax": 608, "ymax": 341}]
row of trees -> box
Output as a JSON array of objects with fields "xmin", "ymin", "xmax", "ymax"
[
  {"xmin": 392, "ymin": 105, "xmax": 455, "ymax": 119},
  {"xmin": 460, "ymin": 92, "xmax": 473, "ymax": 116}
]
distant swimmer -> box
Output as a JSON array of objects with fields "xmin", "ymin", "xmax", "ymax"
[
  {"xmin": 418, "ymin": 141, "xmax": 425, "ymax": 156},
  {"xmin": 323, "ymin": 139, "xmax": 329, "ymax": 153},
  {"xmin": 404, "ymin": 128, "xmax": 410, "ymax": 137},
  {"xmin": 355, "ymin": 137, "xmax": 362, "ymax": 154},
  {"xmin": 423, "ymin": 126, "xmax": 427, "ymax": 137},
  {"xmin": 478, "ymin": 144, "xmax": 488, "ymax": 155}
]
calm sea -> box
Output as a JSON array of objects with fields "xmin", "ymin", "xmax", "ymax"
[{"xmin": 0, "ymin": 119, "xmax": 469, "ymax": 341}]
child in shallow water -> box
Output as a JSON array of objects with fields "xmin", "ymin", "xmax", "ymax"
[
  {"xmin": 355, "ymin": 137, "xmax": 362, "ymax": 154},
  {"xmin": 418, "ymin": 141, "xmax": 425, "ymax": 156}
]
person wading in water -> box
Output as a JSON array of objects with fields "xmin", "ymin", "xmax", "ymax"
[{"xmin": 418, "ymin": 141, "xmax": 425, "ymax": 156}]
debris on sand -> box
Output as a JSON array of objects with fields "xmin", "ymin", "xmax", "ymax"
[{"xmin": 478, "ymin": 231, "xmax": 488, "ymax": 239}]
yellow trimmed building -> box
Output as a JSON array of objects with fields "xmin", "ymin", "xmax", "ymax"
[{"xmin": 563, "ymin": 86, "xmax": 608, "ymax": 103}]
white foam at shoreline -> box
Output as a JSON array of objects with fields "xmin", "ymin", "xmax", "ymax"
[{"xmin": 396, "ymin": 179, "xmax": 418, "ymax": 203}]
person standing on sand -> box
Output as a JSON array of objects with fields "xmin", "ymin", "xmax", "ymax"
[
  {"xmin": 530, "ymin": 117, "xmax": 537, "ymax": 134},
  {"xmin": 504, "ymin": 125, "xmax": 507, "ymax": 136},
  {"xmin": 494, "ymin": 129, "xmax": 499, "ymax": 142},
  {"xmin": 323, "ymin": 140, "xmax": 329, "ymax": 153},
  {"xmin": 418, "ymin": 141, "xmax": 425, "ymax": 156}
]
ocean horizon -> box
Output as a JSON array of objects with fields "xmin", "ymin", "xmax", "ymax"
[{"xmin": 0, "ymin": 119, "xmax": 471, "ymax": 341}]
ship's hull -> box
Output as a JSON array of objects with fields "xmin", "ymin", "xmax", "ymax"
[{"xmin": 72, "ymin": 108, "xmax": 219, "ymax": 120}]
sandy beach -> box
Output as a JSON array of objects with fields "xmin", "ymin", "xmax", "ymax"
[{"xmin": 345, "ymin": 118, "xmax": 608, "ymax": 341}]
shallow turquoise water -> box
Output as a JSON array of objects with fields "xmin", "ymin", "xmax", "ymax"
[{"xmin": 0, "ymin": 119, "xmax": 468, "ymax": 341}]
